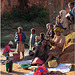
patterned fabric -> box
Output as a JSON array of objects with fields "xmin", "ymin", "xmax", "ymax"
[
  {"xmin": 15, "ymin": 32, "xmax": 26, "ymax": 43},
  {"xmin": 16, "ymin": 41, "xmax": 25, "ymax": 52},
  {"xmin": 54, "ymin": 27, "xmax": 63, "ymax": 33}
]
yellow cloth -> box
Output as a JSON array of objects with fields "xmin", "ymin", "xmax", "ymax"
[{"xmin": 54, "ymin": 27, "xmax": 63, "ymax": 33}]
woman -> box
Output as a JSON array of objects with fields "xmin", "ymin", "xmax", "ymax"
[
  {"xmin": 3, "ymin": 41, "xmax": 14, "ymax": 60},
  {"xmin": 46, "ymin": 24, "xmax": 55, "ymax": 39},
  {"xmin": 59, "ymin": 10, "xmax": 68, "ymax": 29},
  {"xmin": 15, "ymin": 26, "xmax": 26, "ymax": 59},
  {"xmin": 32, "ymin": 40, "xmax": 50, "ymax": 65},
  {"xmin": 43, "ymin": 27, "xmax": 65, "ymax": 65}
]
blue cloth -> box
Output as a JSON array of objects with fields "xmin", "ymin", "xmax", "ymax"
[
  {"xmin": 69, "ymin": 6, "xmax": 75, "ymax": 16},
  {"xmin": 15, "ymin": 32, "xmax": 26, "ymax": 43},
  {"xmin": 72, "ymin": 6, "xmax": 75, "ymax": 16},
  {"xmin": 57, "ymin": 22, "xmax": 66, "ymax": 30}
]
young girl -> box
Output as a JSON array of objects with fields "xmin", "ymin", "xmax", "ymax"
[{"xmin": 3, "ymin": 41, "xmax": 14, "ymax": 60}]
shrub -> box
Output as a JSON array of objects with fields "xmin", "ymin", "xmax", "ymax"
[{"xmin": 3, "ymin": 11, "xmax": 11, "ymax": 20}]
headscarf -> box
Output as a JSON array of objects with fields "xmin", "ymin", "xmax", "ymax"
[
  {"xmin": 46, "ymin": 23, "xmax": 51, "ymax": 29},
  {"xmin": 59, "ymin": 10, "xmax": 67, "ymax": 18},
  {"xmin": 54, "ymin": 27, "xmax": 63, "ymax": 33}
]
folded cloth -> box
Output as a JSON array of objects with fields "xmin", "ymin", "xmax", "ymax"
[{"xmin": 32, "ymin": 57, "xmax": 44, "ymax": 65}]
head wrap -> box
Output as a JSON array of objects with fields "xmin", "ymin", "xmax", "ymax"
[
  {"xmin": 8, "ymin": 41, "xmax": 13, "ymax": 45},
  {"xmin": 54, "ymin": 27, "xmax": 63, "ymax": 33}
]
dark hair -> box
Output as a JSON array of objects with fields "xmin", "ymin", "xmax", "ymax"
[
  {"xmin": 31, "ymin": 28, "xmax": 35, "ymax": 32},
  {"xmin": 69, "ymin": 2, "xmax": 74, "ymax": 6},
  {"xmin": 40, "ymin": 32, "xmax": 45, "ymax": 40},
  {"xmin": 41, "ymin": 39, "xmax": 48, "ymax": 50}
]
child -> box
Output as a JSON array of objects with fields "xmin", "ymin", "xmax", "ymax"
[
  {"xmin": 15, "ymin": 26, "xmax": 26, "ymax": 59},
  {"xmin": 29, "ymin": 28, "xmax": 36, "ymax": 56},
  {"xmin": 3, "ymin": 41, "xmax": 14, "ymax": 60}
]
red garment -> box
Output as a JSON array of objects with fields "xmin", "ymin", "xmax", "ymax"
[
  {"xmin": 3, "ymin": 45, "xmax": 14, "ymax": 54},
  {"xmin": 18, "ymin": 33, "xmax": 22, "ymax": 41}
]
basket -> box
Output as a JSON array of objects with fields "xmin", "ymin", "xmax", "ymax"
[
  {"xmin": 48, "ymin": 60, "xmax": 58, "ymax": 68},
  {"xmin": 13, "ymin": 53, "xmax": 20, "ymax": 61}
]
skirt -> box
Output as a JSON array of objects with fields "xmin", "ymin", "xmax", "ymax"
[{"xmin": 16, "ymin": 42, "xmax": 25, "ymax": 52}]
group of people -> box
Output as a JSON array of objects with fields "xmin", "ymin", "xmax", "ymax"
[
  {"xmin": 3, "ymin": 2, "xmax": 74, "ymax": 66},
  {"xmin": 56, "ymin": 2, "xmax": 74, "ymax": 30}
]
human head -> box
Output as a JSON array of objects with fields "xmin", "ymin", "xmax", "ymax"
[
  {"xmin": 68, "ymin": 2, "xmax": 74, "ymax": 9},
  {"xmin": 40, "ymin": 32, "xmax": 45, "ymax": 40},
  {"xmin": 54, "ymin": 27, "xmax": 63, "ymax": 36},
  {"xmin": 49, "ymin": 24, "xmax": 53, "ymax": 30},
  {"xmin": 35, "ymin": 36, "xmax": 41, "ymax": 42},
  {"xmin": 41, "ymin": 40, "xmax": 47, "ymax": 47},
  {"xmin": 59, "ymin": 10, "xmax": 66, "ymax": 17},
  {"xmin": 65, "ymin": 5, "xmax": 69, "ymax": 13},
  {"xmin": 31, "ymin": 28, "xmax": 35, "ymax": 34},
  {"xmin": 8, "ymin": 41, "xmax": 13, "ymax": 47},
  {"xmin": 17, "ymin": 26, "xmax": 23, "ymax": 33},
  {"xmin": 46, "ymin": 23, "xmax": 51, "ymax": 30}
]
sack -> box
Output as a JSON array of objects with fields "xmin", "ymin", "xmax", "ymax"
[{"xmin": 48, "ymin": 60, "xmax": 58, "ymax": 68}]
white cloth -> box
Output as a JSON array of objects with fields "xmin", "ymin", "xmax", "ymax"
[
  {"xmin": 48, "ymin": 63, "xmax": 72, "ymax": 73},
  {"xmin": 8, "ymin": 41, "xmax": 13, "ymax": 45},
  {"xmin": 17, "ymin": 60, "xmax": 32, "ymax": 65}
]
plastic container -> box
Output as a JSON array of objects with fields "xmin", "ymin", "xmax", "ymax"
[{"xmin": 13, "ymin": 53, "xmax": 20, "ymax": 61}]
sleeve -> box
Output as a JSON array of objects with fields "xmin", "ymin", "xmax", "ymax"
[
  {"xmin": 24, "ymin": 33, "xmax": 26, "ymax": 42},
  {"xmin": 7, "ymin": 45, "xmax": 14, "ymax": 52},
  {"xmin": 14, "ymin": 32, "xmax": 19, "ymax": 43}
]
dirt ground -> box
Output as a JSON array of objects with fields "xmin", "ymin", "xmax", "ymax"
[{"xmin": 0, "ymin": 48, "xmax": 75, "ymax": 75}]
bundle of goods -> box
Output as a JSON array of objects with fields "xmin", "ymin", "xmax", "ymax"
[{"xmin": 33, "ymin": 66, "xmax": 48, "ymax": 75}]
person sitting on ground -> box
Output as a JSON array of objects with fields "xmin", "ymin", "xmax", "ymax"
[
  {"xmin": 15, "ymin": 26, "xmax": 26, "ymax": 59},
  {"xmin": 32, "ymin": 36, "xmax": 41, "ymax": 51},
  {"xmin": 68, "ymin": 2, "xmax": 75, "ymax": 23},
  {"xmin": 46, "ymin": 23, "xmax": 55, "ymax": 39},
  {"xmin": 38, "ymin": 32, "xmax": 46, "ymax": 45},
  {"xmin": 29, "ymin": 28, "xmax": 36, "ymax": 56},
  {"xmin": 43, "ymin": 27, "xmax": 65, "ymax": 66},
  {"xmin": 31, "ymin": 40, "xmax": 50, "ymax": 65},
  {"xmin": 30, "ymin": 36, "xmax": 41, "ymax": 56},
  {"xmin": 46, "ymin": 23, "xmax": 50, "ymax": 30},
  {"xmin": 3, "ymin": 41, "xmax": 14, "ymax": 60},
  {"xmin": 59, "ymin": 10, "xmax": 69, "ymax": 29}
]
